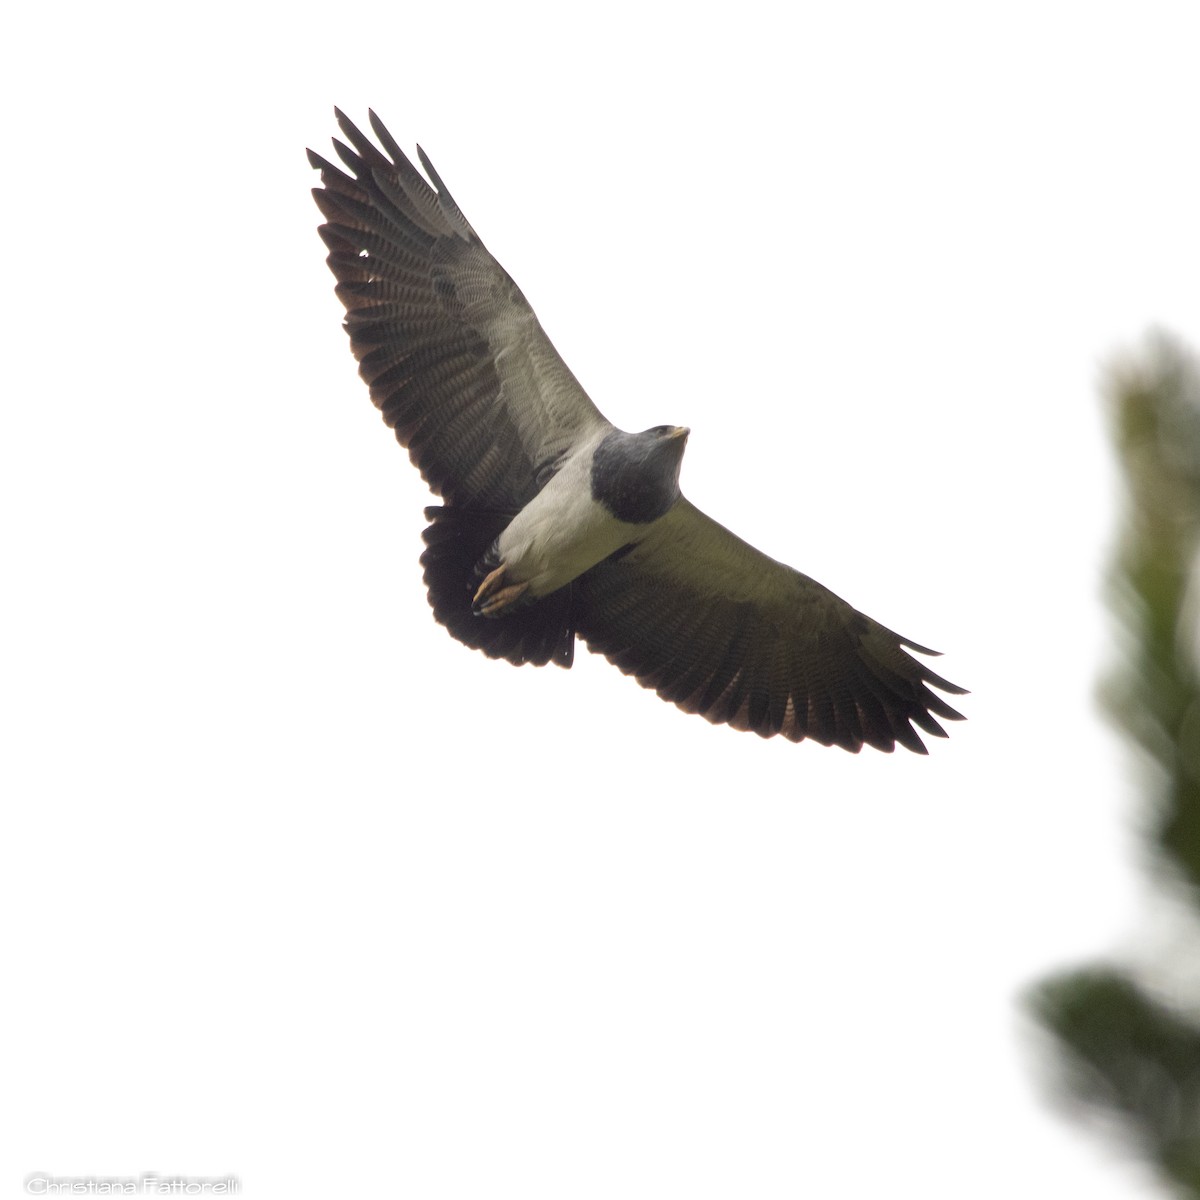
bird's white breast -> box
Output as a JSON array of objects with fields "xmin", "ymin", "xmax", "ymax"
[{"xmin": 498, "ymin": 440, "xmax": 641, "ymax": 597}]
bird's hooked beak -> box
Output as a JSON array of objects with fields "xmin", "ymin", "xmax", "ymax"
[{"xmin": 667, "ymin": 426, "xmax": 690, "ymax": 441}]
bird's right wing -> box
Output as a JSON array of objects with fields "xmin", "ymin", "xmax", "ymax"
[
  {"xmin": 309, "ymin": 110, "xmax": 612, "ymax": 511},
  {"xmin": 575, "ymin": 499, "xmax": 966, "ymax": 753}
]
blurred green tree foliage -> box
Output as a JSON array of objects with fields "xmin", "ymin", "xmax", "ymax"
[{"xmin": 1030, "ymin": 335, "xmax": 1200, "ymax": 1195}]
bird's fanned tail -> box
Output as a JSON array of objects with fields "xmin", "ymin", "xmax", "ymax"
[{"xmin": 420, "ymin": 506, "xmax": 577, "ymax": 667}]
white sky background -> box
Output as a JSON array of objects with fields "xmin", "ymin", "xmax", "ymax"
[{"xmin": 4, "ymin": 2, "xmax": 1199, "ymax": 1197}]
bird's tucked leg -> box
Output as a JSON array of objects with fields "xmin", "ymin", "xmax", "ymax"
[{"xmin": 472, "ymin": 563, "xmax": 532, "ymax": 618}]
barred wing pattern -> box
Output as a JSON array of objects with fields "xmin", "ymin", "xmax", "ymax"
[
  {"xmin": 576, "ymin": 501, "xmax": 966, "ymax": 753},
  {"xmin": 309, "ymin": 110, "xmax": 610, "ymax": 511}
]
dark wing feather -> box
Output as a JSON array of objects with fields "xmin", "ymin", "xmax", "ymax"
[
  {"xmin": 576, "ymin": 500, "xmax": 967, "ymax": 753},
  {"xmin": 309, "ymin": 109, "xmax": 610, "ymax": 510}
]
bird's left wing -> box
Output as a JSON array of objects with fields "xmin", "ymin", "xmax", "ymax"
[
  {"xmin": 575, "ymin": 500, "xmax": 966, "ymax": 753},
  {"xmin": 309, "ymin": 111, "xmax": 611, "ymax": 511}
]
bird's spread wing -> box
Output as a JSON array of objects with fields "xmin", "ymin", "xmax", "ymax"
[
  {"xmin": 309, "ymin": 110, "xmax": 610, "ymax": 510},
  {"xmin": 575, "ymin": 500, "xmax": 967, "ymax": 753}
]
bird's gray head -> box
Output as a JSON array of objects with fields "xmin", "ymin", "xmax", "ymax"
[{"xmin": 590, "ymin": 426, "xmax": 690, "ymax": 524}]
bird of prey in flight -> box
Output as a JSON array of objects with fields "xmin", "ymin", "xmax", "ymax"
[{"xmin": 309, "ymin": 110, "xmax": 966, "ymax": 753}]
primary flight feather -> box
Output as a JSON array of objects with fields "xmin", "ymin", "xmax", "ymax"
[{"xmin": 309, "ymin": 109, "xmax": 966, "ymax": 753}]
